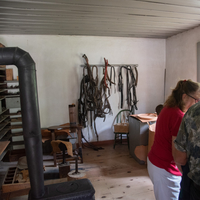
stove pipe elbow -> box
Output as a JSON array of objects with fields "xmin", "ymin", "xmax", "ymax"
[{"xmin": 0, "ymin": 47, "xmax": 44, "ymax": 199}]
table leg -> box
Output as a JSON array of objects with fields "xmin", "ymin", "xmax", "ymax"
[
  {"xmin": 77, "ymin": 127, "xmax": 83, "ymax": 163},
  {"xmin": 51, "ymin": 130, "xmax": 57, "ymax": 167}
]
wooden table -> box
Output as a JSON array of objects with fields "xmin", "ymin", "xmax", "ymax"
[{"xmin": 48, "ymin": 124, "xmax": 83, "ymax": 166}]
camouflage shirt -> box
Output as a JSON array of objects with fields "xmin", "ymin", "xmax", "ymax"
[{"xmin": 174, "ymin": 102, "xmax": 200, "ymax": 185}]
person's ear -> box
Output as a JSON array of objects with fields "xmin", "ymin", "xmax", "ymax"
[{"xmin": 182, "ymin": 93, "xmax": 188, "ymax": 103}]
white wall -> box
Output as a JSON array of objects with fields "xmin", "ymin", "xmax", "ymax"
[
  {"xmin": 165, "ymin": 26, "xmax": 200, "ymax": 99},
  {"xmin": 0, "ymin": 35, "xmax": 165, "ymax": 142}
]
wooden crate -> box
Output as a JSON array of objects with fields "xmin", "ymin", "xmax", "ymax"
[
  {"xmin": 2, "ymin": 167, "xmax": 30, "ymax": 193},
  {"xmin": 1, "ymin": 167, "xmax": 69, "ymax": 194},
  {"xmin": 6, "ymin": 69, "xmax": 13, "ymax": 81}
]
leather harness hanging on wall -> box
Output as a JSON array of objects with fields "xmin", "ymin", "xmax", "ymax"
[
  {"xmin": 78, "ymin": 54, "xmax": 115, "ymax": 141},
  {"xmin": 118, "ymin": 65, "xmax": 138, "ymax": 113},
  {"xmin": 78, "ymin": 54, "xmax": 138, "ymax": 142}
]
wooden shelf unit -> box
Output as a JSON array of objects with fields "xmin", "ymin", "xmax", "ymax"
[
  {"xmin": 0, "ymin": 141, "xmax": 10, "ymax": 160},
  {"xmin": 0, "ymin": 67, "xmax": 21, "ymax": 161}
]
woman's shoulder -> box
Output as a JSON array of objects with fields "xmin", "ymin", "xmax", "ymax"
[{"xmin": 161, "ymin": 106, "xmax": 184, "ymax": 117}]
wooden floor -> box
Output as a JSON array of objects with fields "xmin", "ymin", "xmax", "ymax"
[{"xmin": 1, "ymin": 144, "xmax": 155, "ymax": 200}]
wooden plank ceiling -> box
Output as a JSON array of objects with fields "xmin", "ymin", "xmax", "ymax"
[{"xmin": 1, "ymin": 0, "xmax": 200, "ymax": 38}]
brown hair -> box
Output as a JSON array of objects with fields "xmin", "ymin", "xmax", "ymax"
[
  {"xmin": 164, "ymin": 79, "xmax": 200, "ymax": 111},
  {"xmin": 155, "ymin": 104, "xmax": 164, "ymax": 115}
]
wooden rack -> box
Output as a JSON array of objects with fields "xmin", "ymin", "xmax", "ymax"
[{"xmin": 81, "ymin": 64, "xmax": 138, "ymax": 67}]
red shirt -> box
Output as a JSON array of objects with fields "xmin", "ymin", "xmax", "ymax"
[{"xmin": 148, "ymin": 106, "xmax": 184, "ymax": 176}]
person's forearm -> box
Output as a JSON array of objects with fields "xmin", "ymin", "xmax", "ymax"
[
  {"xmin": 174, "ymin": 156, "xmax": 187, "ymax": 166},
  {"xmin": 172, "ymin": 136, "xmax": 187, "ymax": 166}
]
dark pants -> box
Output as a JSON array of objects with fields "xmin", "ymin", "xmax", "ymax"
[
  {"xmin": 190, "ymin": 182, "xmax": 200, "ymax": 200},
  {"xmin": 179, "ymin": 163, "xmax": 191, "ymax": 200}
]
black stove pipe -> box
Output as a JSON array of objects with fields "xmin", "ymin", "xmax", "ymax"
[{"xmin": 0, "ymin": 47, "xmax": 45, "ymax": 199}]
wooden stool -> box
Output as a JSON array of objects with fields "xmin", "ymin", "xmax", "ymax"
[{"xmin": 58, "ymin": 142, "xmax": 71, "ymax": 178}]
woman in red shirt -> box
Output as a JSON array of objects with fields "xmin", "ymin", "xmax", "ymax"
[{"xmin": 147, "ymin": 79, "xmax": 200, "ymax": 200}]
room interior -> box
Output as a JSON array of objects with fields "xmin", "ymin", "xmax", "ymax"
[{"xmin": 1, "ymin": 1, "xmax": 200, "ymax": 199}]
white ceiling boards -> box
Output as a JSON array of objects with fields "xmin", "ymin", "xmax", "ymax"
[{"xmin": 1, "ymin": 0, "xmax": 200, "ymax": 38}]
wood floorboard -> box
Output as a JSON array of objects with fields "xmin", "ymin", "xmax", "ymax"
[{"xmin": 0, "ymin": 144, "xmax": 155, "ymax": 200}]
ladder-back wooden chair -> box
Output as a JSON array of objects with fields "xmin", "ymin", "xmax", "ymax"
[{"xmin": 112, "ymin": 109, "xmax": 131, "ymax": 149}]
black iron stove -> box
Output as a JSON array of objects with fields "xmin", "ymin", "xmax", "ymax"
[{"xmin": 0, "ymin": 47, "xmax": 95, "ymax": 200}]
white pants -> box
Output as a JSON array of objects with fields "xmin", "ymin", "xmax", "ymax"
[{"xmin": 147, "ymin": 157, "xmax": 181, "ymax": 200}]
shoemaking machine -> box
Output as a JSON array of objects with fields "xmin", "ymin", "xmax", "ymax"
[{"xmin": 0, "ymin": 47, "xmax": 95, "ymax": 200}]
